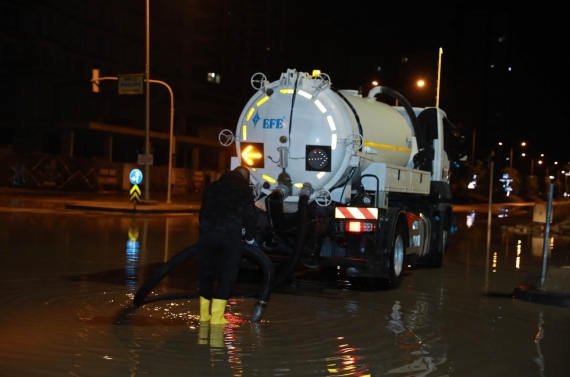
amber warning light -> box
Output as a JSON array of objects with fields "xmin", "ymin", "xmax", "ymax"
[{"xmin": 241, "ymin": 143, "xmax": 264, "ymax": 168}]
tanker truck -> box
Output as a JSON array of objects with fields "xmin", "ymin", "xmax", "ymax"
[{"xmin": 218, "ymin": 69, "xmax": 465, "ymax": 288}]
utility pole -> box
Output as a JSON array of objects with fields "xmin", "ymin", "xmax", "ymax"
[
  {"xmin": 471, "ymin": 129, "xmax": 476, "ymax": 166},
  {"xmin": 144, "ymin": 0, "xmax": 151, "ymax": 201},
  {"xmin": 541, "ymin": 183, "xmax": 555, "ymax": 287},
  {"xmin": 484, "ymin": 151, "xmax": 495, "ymax": 295},
  {"xmin": 436, "ymin": 47, "xmax": 442, "ymax": 108}
]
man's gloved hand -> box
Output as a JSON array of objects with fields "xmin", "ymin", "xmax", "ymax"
[{"xmin": 245, "ymin": 239, "xmax": 260, "ymax": 247}]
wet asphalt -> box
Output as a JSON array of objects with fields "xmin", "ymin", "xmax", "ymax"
[{"xmin": 1, "ymin": 188, "xmax": 570, "ymax": 376}]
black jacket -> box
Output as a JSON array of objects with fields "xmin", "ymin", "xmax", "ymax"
[{"xmin": 198, "ymin": 170, "xmax": 257, "ymax": 240}]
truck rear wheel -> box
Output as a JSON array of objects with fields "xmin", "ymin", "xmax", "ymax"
[{"xmin": 387, "ymin": 222, "xmax": 405, "ymax": 289}]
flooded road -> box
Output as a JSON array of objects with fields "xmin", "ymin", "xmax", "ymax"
[{"xmin": 1, "ymin": 204, "xmax": 569, "ymax": 376}]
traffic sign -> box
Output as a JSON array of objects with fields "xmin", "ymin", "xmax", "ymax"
[
  {"xmin": 130, "ymin": 169, "xmax": 143, "ymax": 185},
  {"xmin": 118, "ymin": 74, "xmax": 144, "ymax": 95},
  {"xmin": 130, "ymin": 184, "xmax": 141, "ymax": 204},
  {"xmin": 137, "ymin": 154, "xmax": 153, "ymax": 165}
]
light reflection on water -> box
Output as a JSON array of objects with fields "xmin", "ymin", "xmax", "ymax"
[
  {"xmin": 126, "ymin": 224, "xmax": 140, "ymax": 292},
  {"xmin": 534, "ymin": 311, "xmax": 546, "ymax": 377},
  {"xmin": 466, "ymin": 211, "xmax": 476, "ymax": 228},
  {"xmin": 454, "ymin": 211, "xmax": 568, "ymax": 274},
  {"xmin": 1, "ymin": 211, "xmax": 570, "ymax": 376}
]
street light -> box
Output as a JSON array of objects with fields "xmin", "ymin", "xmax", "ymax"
[
  {"xmin": 436, "ymin": 47, "xmax": 442, "ymax": 108},
  {"xmin": 147, "ymin": 79, "xmax": 175, "ymax": 204},
  {"xmin": 396, "ymin": 79, "xmax": 428, "ymax": 106},
  {"xmin": 145, "ymin": 0, "xmax": 150, "ymax": 201},
  {"xmin": 91, "ymin": 72, "xmax": 175, "ymax": 203},
  {"xmin": 507, "ymin": 141, "xmax": 526, "ymax": 169}
]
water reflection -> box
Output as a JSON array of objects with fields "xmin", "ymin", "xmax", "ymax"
[
  {"xmin": 516, "ymin": 239, "xmax": 522, "ymax": 271},
  {"xmin": 164, "ymin": 218, "xmax": 171, "ymax": 263},
  {"xmin": 530, "ymin": 236, "xmax": 554, "ymax": 258},
  {"xmin": 456, "ymin": 209, "xmax": 569, "ymax": 276},
  {"xmin": 384, "ymin": 300, "xmax": 447, "ymax": 376},
  {"xmin": 126, "ymin": 223, "xmax": 140, "ymax": 291},
  {"xmin": 2, "ymin": 209, "xmax": 570, "ymax": 376},
  {"xmin": 466, "ymin": 211, "xmax": 476, "ymax": 228},
  {"xmin": 323, "ymin": 335, "xmax": 371, "ymax": 377},
  {"xmin": 196, "ymin": 323, "xmax": 242, "ymax": 374},
  {"xmin": 387, "ymin": 301, "xmax": 405, "ymax": 334},
  {"xmin": 534, "ymin": 312, "xmax": 545, "ymax": 377},
  {"xmin": 498, "ymin": 206, "xmax": 509, "ymax": 218},
  {"xmin": 501, "ymin": 227, "xmax": 558, "ymax": 272}
]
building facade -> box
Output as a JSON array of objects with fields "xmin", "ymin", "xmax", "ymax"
[{"xmin": 0, "ymin": 0, "xmax": 283, "ymax": 183}]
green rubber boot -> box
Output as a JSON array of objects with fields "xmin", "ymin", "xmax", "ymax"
[
  {"xmin": 210, "ymin": 299, "xmax": 229, "ymax": 325},
  {"xmin": 200, "ymin": 296, "xmax": 211, "ymax": 322}
]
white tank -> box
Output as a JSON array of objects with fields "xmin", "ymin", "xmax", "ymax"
[{"xmin": 234, "ymin": 70, "xmax": 415, "ymax": 199}]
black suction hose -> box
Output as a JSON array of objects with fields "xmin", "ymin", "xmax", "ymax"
[
  {"xmin": 265, "ymin": 185, "xmax": 290, "ymax": 231},
  {"xmin": 270, "ymin": 189, "xmax": 311, "ymax": 288},
  {"xmin": 132, "ymin": 243, "xmax": 275, "ymax": 322},
  {"xmin": 370, "ymin": 86, "xmax": 424, "ymax": 150},
  {"xmin": 368, "ymin": 86, "xmax": 433, "ymax": 171},
  {"xmin": 133, "ymin": 245, "xmax": 198, "ymax": 306},
  {"xmin": 132, "ymin": 186, "xmax": 309, "ymax": 320},
  {"xmin": 244, "ymin": 244, "xmax": 274, "ymax": 322}
]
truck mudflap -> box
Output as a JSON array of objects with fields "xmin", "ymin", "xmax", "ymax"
[{"xmin": 318, "ymin": 206, "xmax": 410, "ymax": 285}]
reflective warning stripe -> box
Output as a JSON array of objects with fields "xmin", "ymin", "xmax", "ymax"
[
  {"xmin": 335, "ymin": 207, "xmax": 378, "ymax": 220},
  {"xmin": 363, "ymin": 141, "xmax": 412, "ymax": 153}
]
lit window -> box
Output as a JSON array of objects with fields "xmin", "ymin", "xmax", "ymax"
[{"xmin": 207, "ymin": 72, "xmax": 221, "ymax": 84}]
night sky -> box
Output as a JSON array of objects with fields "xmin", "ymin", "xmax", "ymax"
[{"xmin": 276, "ymin": 2, "xmax": 568, "ymax": 165}]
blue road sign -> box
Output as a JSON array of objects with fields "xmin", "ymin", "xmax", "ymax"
[{"xmin": 129, "ymin": 169, "xmax": 143, "ymax": 185}]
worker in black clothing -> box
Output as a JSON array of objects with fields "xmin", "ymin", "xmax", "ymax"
[{"xmin": 198, "ymin": 166, "xmax": 258, "ymax": 324}]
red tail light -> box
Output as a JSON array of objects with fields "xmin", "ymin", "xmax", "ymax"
[{"xmin": 345, "ymin": 221, "xmax": 374, "ymax": 233}]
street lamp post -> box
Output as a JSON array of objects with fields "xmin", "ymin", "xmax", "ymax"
[
  {"xmin": 436, "ymin": 47, "xmax": 442, "ymax": 108},
  {"xmin": 148, "ymin": 79, "xmax": 175, "ymax": 204},
  {"xmin": 144, "ymin": 0, "xmax": 150, "ymax": 201},
  {"xmin": 506, "ymin": 141, "xmax": 527, "ymax": 172},
  {"xmin": 497, "ymin": 142, "xmax": 510, "ymax": 170},
  {"xmin": 142, "ymin": 1, "xmax": 174, "ymax": 203},
  {"xmin": 91, "ymin": 73, "xmax": 175, "ymax": 203}
]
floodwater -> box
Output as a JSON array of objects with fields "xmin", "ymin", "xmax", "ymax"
[{"xmin": 1, "ymin": 204, "xmax": 570, "ymax": 377}]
